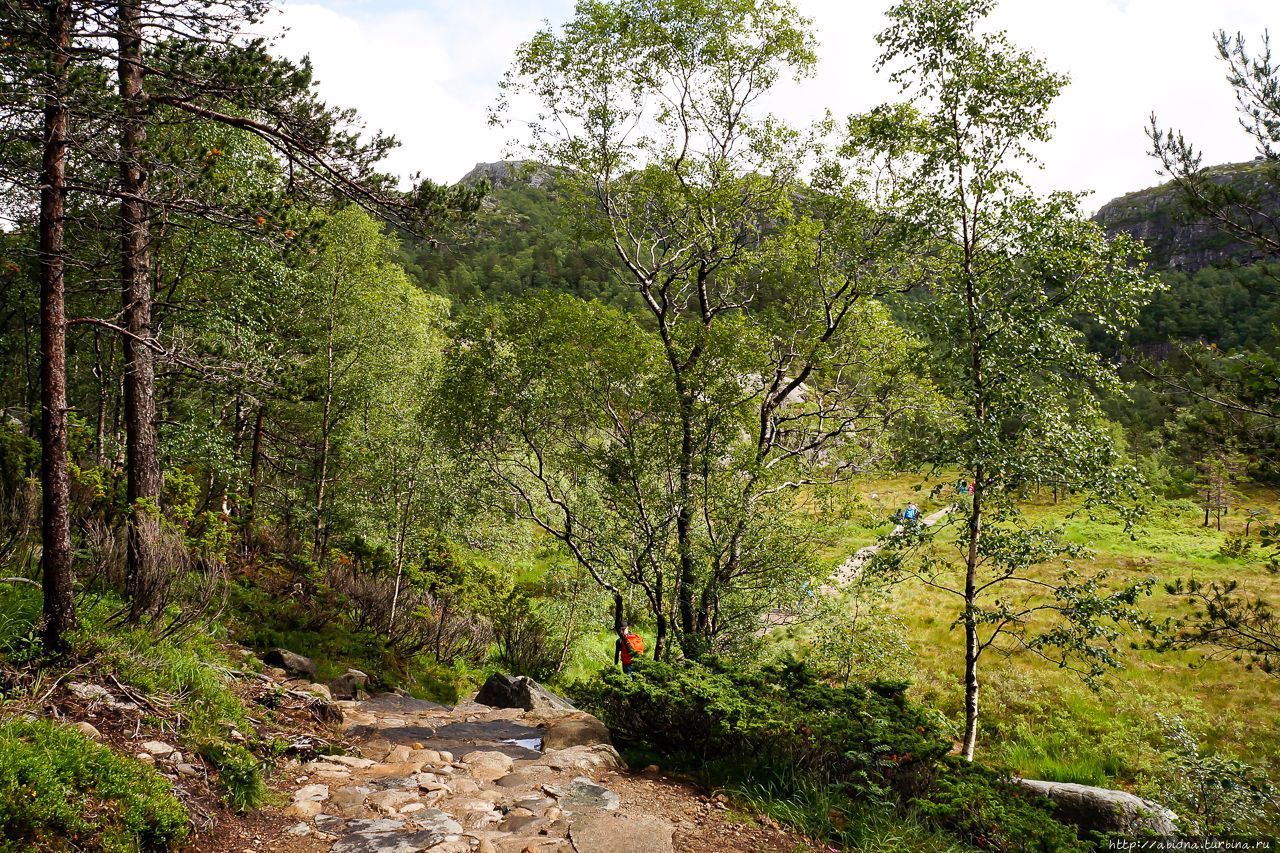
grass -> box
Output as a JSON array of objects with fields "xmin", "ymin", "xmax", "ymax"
[
  {"xmin": 794, "ymin": 473, "xmax": 1280, "ymax": 794},
  {"xmin": 0, "ymin": 583, "xmax": 269, "ymax": 814}
]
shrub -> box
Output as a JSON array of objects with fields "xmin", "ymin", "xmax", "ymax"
[
  {"xmin": 492, "ymin": 586, "xmax": 566, "ymax": 680},
  {"xmin": 914, "ymin": 760, "xmax": 1086, "ymax": 852},
  {"xmin": 573, "ymin": 659, "xmax": 1080, "ymax": 851},
  {"xmin": 1151, "ymin": 714, "xmax": 1277, "ymax": 835},
  {"xmin": 198, "ymin": 742, "xmax": 266, "ymax": 813},
  {"xmin": 0, "ymin": 717, "xmax": 188, "ymax": 852},
  {"xmin": 576, "ymin": 658, "xmax": 947, "ymax": 798}
]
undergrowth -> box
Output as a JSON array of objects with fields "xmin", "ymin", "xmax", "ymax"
[
  {"xmin": 574, "ymin": 658, "xmax": 1085, "ymax": 852},
  {"xmin": 0, "ymin": 717, "xmax": 188, "ymax": 852}
]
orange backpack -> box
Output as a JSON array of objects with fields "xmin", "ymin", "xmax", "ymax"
[{"xmin": 624, "ymin": 632, "xmax": 645, "ymax": 656}]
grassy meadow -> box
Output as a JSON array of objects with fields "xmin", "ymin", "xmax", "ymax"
[{"xmin": 784, "ymin": 473, "xmax": 1280, "ymax": 794}]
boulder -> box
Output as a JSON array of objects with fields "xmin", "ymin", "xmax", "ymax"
[
  {"xmin": 533, "ymin": 744, "xmax": 624, "ymax": 772},
  {"xmin": 474, "ymin": 673, "xmax": 575, "ymax": 712},
  {"xmin": 264, "ymin": 648, "xmax": 317, "ymax": 679},
  {"xmin": 460, "ymin": 750, "xmax": 514, "ymax": 782},
  {"xmin": 541, "ymin": 715, "xmax": 611, "ymax": 750},
  {"xmin": 310, "ymin": 700, "xmax": 344, "ymax": 726},
  {"xmin": 1016, "ymin": 779, "xmax": 1178, "ymax": 837},
  {"xmin": 297, "ymin": 682, "xmax": 333, "ymax": 701},
  {"xmin": 329, "ymin": 669, "xmax": 370, "ymax": 700}
]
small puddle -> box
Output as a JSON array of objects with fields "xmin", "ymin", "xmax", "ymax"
[{"xmin": 504, "ymin": 737, "xmax": 543, "ymax": 753}]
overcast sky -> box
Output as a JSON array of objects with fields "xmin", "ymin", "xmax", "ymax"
[{"xmin": 273, "ymin": 0, "xmax": 1274, "ymax": 211}]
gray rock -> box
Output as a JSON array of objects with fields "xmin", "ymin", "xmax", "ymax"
[
  {"xmin": 541, "ymin": 716, "xmax": 611, "ymax": 750},
  {"xmin": 534, "ymin": 744, "xmax": 624, "ymax": 772},
  {"xmin": 569, "ymin": 812, "xmax": 675, "ymax": 853},
  {"xmin": 72, "ymin": 721, "xmax": 101, "ymax": 740},
  {"xmin": 546, "ymin": 776, "xmax": 621, "ymax": 814},
  {"xmin": 327, "ymin": 810, "xmax": 462, "ymax": 853},
  {"xmin": 66, "ymin": 681, "xmax": 113, "ymax": 702},
  {"xmin": 1016, "ymin": 779, "xmax": 1178, "ymax": 837},
  {"xmin": 474, "ymin": 673, "xmax": 575, "ymax": 712},
  {"xmin": 141, "ymin": 740, "xmax": 178, "ymax": 757},
  {"xmin": 298, "ymin": 682, "xmax": 332, "ymax": 701},
  {"xmin": 264, "ymin": 647, "xmax": 317, "ymax": 679},
  {"xmin": 293, "ymin": 783, "xmax": 331, "ymax": 803},
  {"xmin": 329, "ymin": 669, "xmax": 370, "ymax": 700}
]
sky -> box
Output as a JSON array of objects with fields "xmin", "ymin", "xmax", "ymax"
[{"xmin": 271, "ymin": 0, "xmax": 1275, "ymax": 210}]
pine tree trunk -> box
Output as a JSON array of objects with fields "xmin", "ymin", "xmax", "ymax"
[
  {"xmin": 119, "ymin": 0, "xmax": 162, "ymax": 621},
  {"xmin": 38, "ymin": 0, "xmax": 76, "ymax": 652}
]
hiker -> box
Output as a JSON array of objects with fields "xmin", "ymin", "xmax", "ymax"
[
  {"xmin": 903, "ymin": 503, "xmax": 919, "ymax": 522},
  {"xmin": 957, "ymin": 478, "xmax": 968, "ymax": 494},
  {"xmin": 614, "ymin": 623, "xmax": 645, "ymax": 675}
]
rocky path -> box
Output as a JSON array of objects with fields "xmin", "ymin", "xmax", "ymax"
[
  {"xmin": 762, "ymin": 504, "xmax": 955, "ymax": 631},
  {"xmin": 827, "ymin": 504, "xmax": 954, "ymax": 588},
  {"xmin": 274, "ymin": 688, "xmax": 806, "ymax": 853}
]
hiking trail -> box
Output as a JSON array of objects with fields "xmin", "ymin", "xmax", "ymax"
[{"xmin": 269, "ymin": 689, "xmax": 806, "ymax": 853}]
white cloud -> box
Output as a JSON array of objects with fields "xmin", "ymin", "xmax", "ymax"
[{"xmin": 275, "ymin": 0, "xmax": 1273, "ymax": 208}]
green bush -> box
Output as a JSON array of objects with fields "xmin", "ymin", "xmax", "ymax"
[
  {"xmin": 915, "ymin": 760, "xmax": 1087, "ymax": 852},
  {"xmin": 575, "ymin": 658, "xmax": 947, "ymax": 799},
  {"xmin": 197, "ymin": 742, "xmax": 266, "ymax": 813},
  {"xmin": 573, "ymin": 658, "xmax": 1081, "ymax": 851},
  {"xmin": 491, "ymin": 585, "xmax": 561, "ymax": 680},
  {"xmin": 0, "ymin": 718, "xmax": 188, "ymax": 852}
]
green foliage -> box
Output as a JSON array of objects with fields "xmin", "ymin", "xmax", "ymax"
[
  {"xmin": 491, "ymin": 584, "xmax": 562, "ymax": 680},
  {"xmin": 197, "ymin": 742, "xmax": 266, "ymax": 813},
  {"xmin": 400, "ymin": 173, "xmax": 638, "ymax": 310},
  {"xmin": 0, "ymin": 718, "xmax": 188, "ymax": 852},
  {"xmin": 0, "ymin": 420, "xmax": 37, "ymax": 500},
  {"xmin": 88, "ymin": 620, "xmax": 249, "ymax": 743},
  {"xmin": 914, "ymin": 760, "xmax": 1086, "ymax": 852},
  {"xmin": 1151, "ymin": 714, "xmax": 1277, "ymax": 835},
  {"xmin": 573, "ymin": 659, "xmax": 1077, "ymax": 850}
]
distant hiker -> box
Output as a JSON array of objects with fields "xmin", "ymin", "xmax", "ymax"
[
  {"xmin": 957, "ymin": 478, "xmax": 968, "ymax": 494},
  {"xmin": 615, "ymin": 623, "xmax": 645, "ymax": 674},
  {"xmin": 968, "ymin": 483, "xmax": 975, "ymax": 494},
  {"xmin": 903, "ymin": 503, "xmax": 920, "ymax": 522}
]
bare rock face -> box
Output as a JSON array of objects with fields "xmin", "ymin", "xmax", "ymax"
[
  {"xmin": 569, "ymin": 812, "xmax": 675, "ymax": 853},
  {"xmin": 263, "ymin": 647, "xmax": 316, "ymax": 679},
  {"xmin": 1016, "ymin": 779, "xmax": 1178, "ymax": 837},
  {"xmin": 474, "ymin": 673, "xmax": 575, "ymax": 713}
]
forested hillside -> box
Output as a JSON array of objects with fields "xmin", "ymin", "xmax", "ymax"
[{"xmin": 1, "ymin": 0, "xmax": 1278, "ymax": 850}]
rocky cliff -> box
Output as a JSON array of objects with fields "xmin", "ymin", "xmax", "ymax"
[{"xmin": 1093, "ymin": 160, "xmax": 1278, "ymax": 271}]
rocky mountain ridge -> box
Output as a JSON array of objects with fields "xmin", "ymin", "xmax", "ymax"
[{"xmin": 1092, "ymin": 160, "xmax": 1278, "ymax": 271}]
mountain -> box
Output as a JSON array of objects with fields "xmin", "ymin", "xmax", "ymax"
[
  {"xmin": 399, "ymin": 161, "xmax": 638, "ymax": 309},
  {"xmin": 1093, "ymin": 160, "xmax": 1278, "ymax": 272}
]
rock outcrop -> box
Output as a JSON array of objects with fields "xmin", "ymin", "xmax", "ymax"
[
  {"xmin": 264, "ymin": 648, "xmax": 317, "ymax": 679},
  {"xmin": 329, "ymin": 669, "xmax": 370, "ymax": 701},
  {"xmin": 1016, "ymin": 778, "xmax": 1178, "ymax": 837},
  {"xmin": 474, "ymin": 673, "xmax": 576, "ymax": 713},
  {"xmin": 1093, "ymin": 160, "xmax": 1278, "ymax": 272}
]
